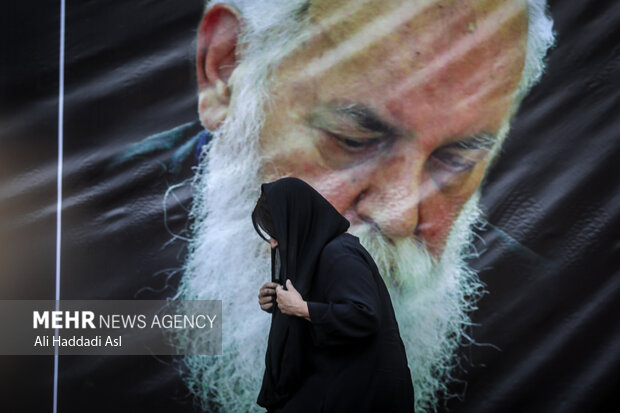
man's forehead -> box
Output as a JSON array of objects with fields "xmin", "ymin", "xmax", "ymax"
[
  {"xmin": 276, "ymin": 0, "xmax": 528, "ymax": 139},
  {"xmin": 300, "ymin": 0, "xmax": 528, "ymax": 76},
  {"xmin": 307, "ymin": 0, "xmax": 528, "ymax": 29}
]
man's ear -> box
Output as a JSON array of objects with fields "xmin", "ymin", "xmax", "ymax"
[{"xmin": 196, "ymin": 4, "xmax": 242, "ymax": 130}]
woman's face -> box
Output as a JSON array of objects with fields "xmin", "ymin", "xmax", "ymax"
[{"xmin": 269, "ymin": 238, "xmax": 278, "ymax": 249}]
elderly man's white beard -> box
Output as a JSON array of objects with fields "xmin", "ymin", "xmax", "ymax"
[
  {"xmin": 352, "ymin": 193, "xmax": 485, "ymax": 413},
  {"xmin": 177, "ymin": 100, "xmax": 485, "ymax": 413}
]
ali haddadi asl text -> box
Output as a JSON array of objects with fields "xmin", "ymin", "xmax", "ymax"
[{"xmin": 34, "ymin": 335, "xmax": 121, "ymax": 347}]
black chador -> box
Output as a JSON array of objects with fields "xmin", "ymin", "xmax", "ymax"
[{"xmin": 257, "ymin": 177, "xmax": 415, "ymax": 413}]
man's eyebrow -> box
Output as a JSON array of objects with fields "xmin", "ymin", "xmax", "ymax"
[
  {"xmin": 309, "ymin": 103, "xmax": 399, "ymax": 136},
  {"xmin": 447, "ymin": 132, "xmax": 497, "ymax": 150},
  {"xmin": 310, "ymin": 104, "xmax": 498, "ymax": 150}
]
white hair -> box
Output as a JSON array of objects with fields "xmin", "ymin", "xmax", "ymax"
[{"xmin": 516, "ymin": 0, "xmax": 556, "ymax": 103}]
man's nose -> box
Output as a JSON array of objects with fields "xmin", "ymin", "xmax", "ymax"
[{"xmin": 354, "ymin": 154, "xmax": 430, "ymax": 239}]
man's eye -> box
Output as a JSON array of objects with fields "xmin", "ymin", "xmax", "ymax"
[
  {"xmin": 430, "ymin": 149, "xmax": 477, "ymax": 173},
  {"xmin": 329, "ymin": 133, "xmax": 382, "ymax": 152},
  {"xmin": 427, "ymin": 147, "xmax": 490, "ymax": 189}
]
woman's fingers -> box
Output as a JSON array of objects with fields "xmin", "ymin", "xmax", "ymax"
[
  {"xmin": 258, "ymin": 283, "xmax": 277, "ymax": 298},
  {"xmin": 258, "ymin": 282, "xmax": 279, "ymax": 313},
  {"xmin": 259, "ymin": 294, "xmax": 274, "ymax": 305},
  {"xmin": 261, "ymin": 285, "xmax": 277, "ymax": 294},
  {"xmin": 258, "ymin": 282, "xmax": 284, "ymax": 313}
]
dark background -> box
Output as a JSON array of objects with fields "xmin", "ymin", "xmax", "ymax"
[{"xmin": 0, "ymin": 0, "xmax": 618, "ymax": 412}]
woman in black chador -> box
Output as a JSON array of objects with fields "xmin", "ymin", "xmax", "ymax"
[{"xmin": 253, "ymin": 177, "xmax": 415, "ymax": 413}]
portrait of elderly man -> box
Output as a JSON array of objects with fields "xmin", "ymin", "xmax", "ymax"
[
  {"xmin": 174, "ymin": 0, "xmax": 555, "ymax": 412},
  {"xmin": 5, "ymin": 0, "xmax": 620, "ymax": 410}
]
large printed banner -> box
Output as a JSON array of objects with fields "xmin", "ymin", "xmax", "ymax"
[{"xmin": 1, "ymin": 1, "xmax": 618, "ymax": 412}]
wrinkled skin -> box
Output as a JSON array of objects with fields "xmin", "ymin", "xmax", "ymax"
[
  {"xmin": 257, "ymin": 0, "xmax": 527, "ymax": 256},
  {"xmin": 197, "ymin": 0, "xmax": 528, "ymax": 257}
]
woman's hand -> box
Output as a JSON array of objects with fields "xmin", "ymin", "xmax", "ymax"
[
  {"xmin": 258, "ymin": 282, "xmax": 279, "ymax": 313},
  {"xmin": 276, "ymin": 279, "xmax": 310, "ymax": 321}
]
